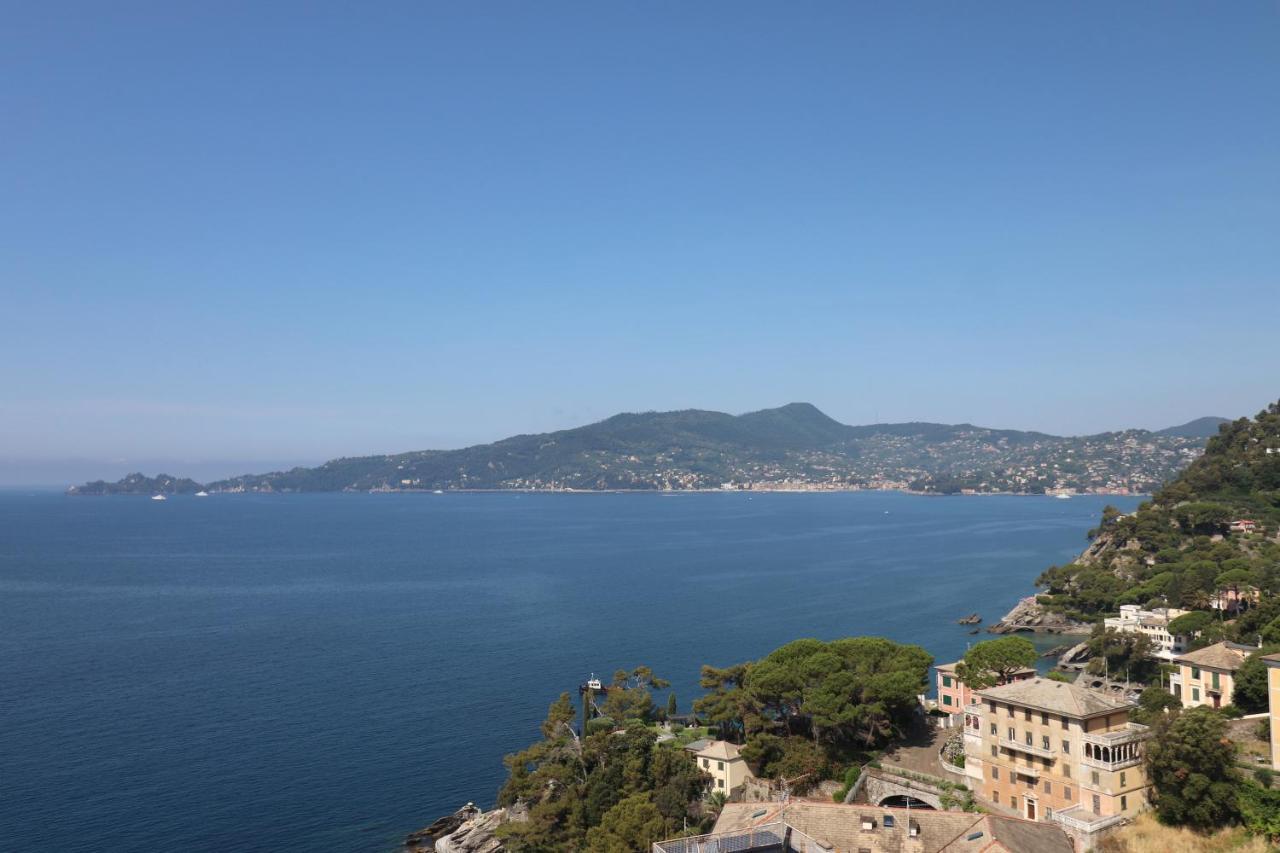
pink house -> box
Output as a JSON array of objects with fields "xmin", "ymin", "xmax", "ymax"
[{"xmin": 935, "ymin": 661, "xmax": 1035, "ymax": 713}]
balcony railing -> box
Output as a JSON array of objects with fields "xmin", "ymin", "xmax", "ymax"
[
  {"xmin": 1000, "ymin": 738, "xmax": 1056, "ymax": 759},
  {"xmin": 1051, "ymin": 806, "xmax": 1127, "ymax": 833},
  {"xmin": 653, "ymin": 822, "xmax": 830, "ymax": 853}
]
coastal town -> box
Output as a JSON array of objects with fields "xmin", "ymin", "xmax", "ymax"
[{"xmin": 419, "ymin": 407, "xmax": 1280, "ymax": 853}]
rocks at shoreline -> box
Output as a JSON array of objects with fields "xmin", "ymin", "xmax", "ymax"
[
  {"xmin": 405, "ymin": 802, "xmax": 523, "ymax": 852},
  {"xmin": 987, "ymin": 596, "xmax": 1088, "ymax": 634},
  {"xmin": 956, "ymin": 613, "xmax": 982, "ymax": 624}
]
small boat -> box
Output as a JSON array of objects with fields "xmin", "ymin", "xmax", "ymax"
[
  {"xmin": 432, "ymin": 490, "xmax": 444, "ymax": 494},
  {"xmin": 1054, "ymin": 493, "xmax": 1071, "ymax": 500},
  {"xmin": 150, "ymin": 494, "xmax": 167, "ymax": 501},
  {"xmin": 195, "ymin": 491, "xmax": 209, "ymax": 497}
]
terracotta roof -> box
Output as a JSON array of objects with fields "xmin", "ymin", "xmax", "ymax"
[
  {"xmin": 693, "ymin": 740, "xmax": 743, "ymax": 761},
  {"xmin": 976, "ymin": 677, "xmax": 1132, "ymax": 718},
  {"xmin": 1262, "ymin": 653, "xmax": 1280, "ymax": 666},
  {"xmin": 712, "ymin": 801, "xmax": 1074, "ymax": 853},
  {"xmin": 1174, "ymin": 642, "xmax": 1251, "ymax": 672},
  {"xmin": 936, "ymin": 662, "xmax": 1036, "ymax": 678}
]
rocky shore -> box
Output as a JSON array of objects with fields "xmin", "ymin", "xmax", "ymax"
[
  {"xmin": 405, "ymin": 803, "xmax": 521, "ymax": 852},
  {"xmin": 987, "ymin": 595, "xmax": 1089, "ymax": 634}
]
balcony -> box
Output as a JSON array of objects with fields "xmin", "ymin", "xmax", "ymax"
[
  {"xmin": 1051, "ymin": 805, "xmax": 1127, "ymax": 834},
  {"xmin": 1081, "ymin": 723, "xmax": 1149, "ymax": 771},
  {"xmin": 1000, "ymin": 738, "xmax": 1056, "ymax": 759}
]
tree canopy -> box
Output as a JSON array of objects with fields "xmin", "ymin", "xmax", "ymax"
[
  {"xmin": 954, "ymin": 636, "xmax": 1037, "ymax": 690},
  {"xmin": 1145, "ymin": 707, "xmax": 1240, "ymax": 830}
]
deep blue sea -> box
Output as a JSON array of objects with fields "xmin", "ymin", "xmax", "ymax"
[{"xmin": 0, "ymin": 490, "xmax": 1139, "ymax": 852}]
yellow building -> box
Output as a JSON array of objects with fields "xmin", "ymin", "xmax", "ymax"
[
  {"xmin": 963, "ymin": 677, "xmax": 1151, "ymax": 848},
  {"xmin": 1265, "ymin": 653, "xmax": 1280, "ymax": 770},
  {"xmin": 690, "ymin": 740, "xmax": 753, "ymax": 795},
  {"xmin": 1168, "ymin": 642, "xmax": 1251, "ymax": 709}
]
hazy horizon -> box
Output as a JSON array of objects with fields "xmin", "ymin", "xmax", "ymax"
[
  {"xmin": 3, "ymin": 4, "xmax": 1277, "ymax": 483},
  {"xmin": 0, "ymin": 402, "xmax": 1248, "ymax": 486}
]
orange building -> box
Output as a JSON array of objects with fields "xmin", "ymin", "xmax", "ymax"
[
  {"xmin": 963, "ymin": 678, "xmax": 1152, "ymax": 849},
  {"xmin": 935, "ymin": 660, "xmax": 1035, "ymax": 714}
]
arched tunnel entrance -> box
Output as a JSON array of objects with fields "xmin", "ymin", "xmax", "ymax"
[{"xmin": 877, "ymin": 795, "xmax": 936, "ymax": 810}]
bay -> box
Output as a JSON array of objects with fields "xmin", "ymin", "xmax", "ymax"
[{"xmin": 0, "ymin": 490, "xmax": 1139, "ymax": 852}]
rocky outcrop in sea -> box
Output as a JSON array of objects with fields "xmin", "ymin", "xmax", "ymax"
[
  {"xmin": 987, "ymin": 596, "xmax": 1088, "ymax": 634},
  {"xmin": 405, "ymin": 802, "xmax": 524, "ymax": 852}
]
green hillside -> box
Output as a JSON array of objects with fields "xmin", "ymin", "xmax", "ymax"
[
  {"xmin": 1037, "ymin": 401, "xmax": 1280, "ymax": 626},
  {"xmin": 70, "ymin": 403, "xmax": 1217, "ymax": 495}
]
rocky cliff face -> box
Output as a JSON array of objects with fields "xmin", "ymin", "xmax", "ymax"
[
  {"xmin": 987, "ymin": 596, "xmax": 1089, "ymax": 634},
  {"xmin": 405, "ymin": 802, "xmax": 524, "ymax": 852}
]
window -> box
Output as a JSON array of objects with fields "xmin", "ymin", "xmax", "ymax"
[
  {"xmin": 1024, "ymin": 708, "xmax": 1032, "ymax": 721},
  {"xmin": 991, "ymin": 723, "xmax": 997, "ymax": 735},
  {"xmin": 1092, "ymin": 771, "xmax": 1100, "ymax": 786},
  {"xmin": 1025, "ymin": 731, "xmax": 1033, "ymax": 746},
  {"xmin": 1121, "ymin": 795, "xmax": 1128, "ymax": 810},
  {"xmin": 717, "ymin": 779, "xmax": 724, "ymax": 788},
  {"xmin": 1043, "ymin": 781, "xmax": 1052, "ymax": 794},
  {"xmin": 1063, "ymin": 764, "xmax": 1070, "ymax": 778},
  {"xmin": 717, "ymin": 761, "xmax": 724, "ymax": 770},
  {"xmin": 1041, "ymin": 712, "xmax": 1049, "ymax": 725},
  {"xmin": 1120, "ymin": 772, "xmax": 1126, "ymax": 787},
  {"xmin": 943, "ymin": 675, "xmax": 952, "ymax": 687},
  {"xmin": 1092, "ymin": 794, "xmax": 1101, "ymax": 814},
  {"xmin": 943, "ymin": 694, "xmax": 952, "ymax": 706},
  {"xmin": 1191, "ymin": 666, "xmax": 1201, "ymax": 680},
  {"xmin": 1008, "ymin": 727, "xmax": 1015, "ymax": 741},
  {"xmin": 702, "ymin": 759, "xmax": 709, "ymax": 768},
  {"xmin": 988, "ymin": 701, "xmax": 996, "ymax": 713},
  {"xmin": 992, "ymin": 767, "xmax": 1000, "ymax": 780},
  {"xmin": 1064, "ymin": 786, "xmax": 1072, "ymax": 800},
  {"xmin": 1062, "ymin": 740, "xmax": 1070, "ymax": 754},
  {"xmin": 1042, "ymin": 735, "xmax": 1050, "ymax": 750},
  {"xmin": 1212, "ymin": 672, "xmax": 1221, "ymax": 690},
  {"xmin": 1007, "ymin": 704, "xmax": 1014, "ymax": 717},
  {"xmin": 991, "ymin": 745, "xmax": 998, "ymax": 757},
  {"xmin": 883, "ymin": 815, "xmax": 895, "ymax": 828},
  {"xmin": 1192, "ymin": 687, "xmax": 1200, "ymax": 702}
]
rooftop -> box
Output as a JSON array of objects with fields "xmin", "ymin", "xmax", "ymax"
[
  {"xmin": 691, "ymin": 739, "xmax": 742, "ymax": 761},
  {"xmin": 976, "ymin": 677, "xmax": 1133, "ymax": 718},
  {"xmin": 936, "ymin": 661, "xmax": 1035, "ymax": 678},
  {"xmin": 1174, "ymin": 641, "xmax": 1253, "ymax": 672},
  {"xmin": 669, "ymin": 802, "xmax": 1074, "ymax": 853}
]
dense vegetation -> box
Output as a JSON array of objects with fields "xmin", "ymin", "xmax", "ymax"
[
  {"xmin": 489, "ymin": 636, "xmax": 930, "ymax": 850},
  {"xmin": 1144, "ymin": 706, "xmax": 1280, "ymax": 843},
  {"xmin": 1036, "ymin": 402, "xmax": 1280, "ymax": 635},
  {"xmin": 73, "ymin": 404, "xmax": 1216, "ymax": 494},
  {"xmin": 694, "ymin": 637, "xmax": 932, "ymax": 785},
  {"xmin": 68, "ymin": 472, "xmax": 203, "ymax": 495}
]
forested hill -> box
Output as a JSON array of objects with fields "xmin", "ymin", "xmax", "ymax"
[
  {"xmin": 1037, "ymin": 401, "xmax": 1280, "ymax": 622},
  {"xmin": 72, "ymin": 403, "xmax": 1219, "ymax": 494}
]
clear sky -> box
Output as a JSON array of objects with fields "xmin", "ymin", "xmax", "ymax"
[{"xmin": 2, "ymin": 3, "xmax": 1277, "ymax": 483}]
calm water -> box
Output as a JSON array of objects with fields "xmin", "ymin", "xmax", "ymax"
[{"xmin": 0, "ymin": 490, "xmax": 1138, "ymax": 852}]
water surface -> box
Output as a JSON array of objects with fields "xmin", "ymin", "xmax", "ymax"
[{"xmin": 0, "ymin": 490, "xmax": 1137, "ymax": 852}]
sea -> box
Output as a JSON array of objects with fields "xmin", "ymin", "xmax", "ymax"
[{"xmin": 0, "ymin": 489, "xmax": 1140, "ymax": 852}]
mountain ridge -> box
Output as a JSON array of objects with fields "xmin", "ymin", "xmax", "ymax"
[{"xmin": 68, "ymin": 403, "xmax": 1223, "ymax": 495}]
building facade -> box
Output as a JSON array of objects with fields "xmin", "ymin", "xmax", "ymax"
[
  {"xmin": 689, "ymin": 740, "xmax": 752, "ymax": 795},
  {"xmin": 962, "ymin": 678, "xmax": 1151, "ymax": 846},
  {"xmin": 935, "ymin": 661, "xmax": 1035, "ymax": 714},
  {"xmin": 1168, "ymin": 642, "xmax": 1251, "ymax": 709},
  {"xmin": 1102, "ymin": 605, "xmax": 1191, "ymax": 661},
  {"xmin": 1265, "ymin": 653, "xmax": 1280, "ymax": 771}
]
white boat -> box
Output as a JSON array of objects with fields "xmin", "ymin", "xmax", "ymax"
[
  {"xmin": 433, "ymin": 490, "xmax": 444, "ymax": 494},
  {"xmin": 195, "ymin": 491, "xmax": 209, "ymax": 497},
  {"xmin": 1054, "ymin": 493, "xmax": 1071, "ymax": 500},
  {"xmin": 151, "ymin": 494, "xmax": 167, "ymax": 501}
]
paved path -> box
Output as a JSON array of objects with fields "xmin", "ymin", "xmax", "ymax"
[{"xmin": 880, "ymin": 721, "xmax": 951, "ymax": 779}]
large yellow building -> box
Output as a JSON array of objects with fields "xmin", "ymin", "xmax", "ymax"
[
  {"xmin": 689, "ymin": 739, "xmax": 753, "ymax": 795},
  {"xmin": 1168, "ymin": 642, "xmax": 1251, "ymax": 709},
  {"xmin": 963, "ymin": 677, "xmax": 1152, "ymax": 847},
  {"xmin": 1265, "ymin": 653, "xmax": 1280, "ymax": 770}
]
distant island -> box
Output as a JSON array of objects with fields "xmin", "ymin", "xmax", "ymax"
[{"xmin": 68, "ymin": 403, "xmax": 1225, "ymax": 496}]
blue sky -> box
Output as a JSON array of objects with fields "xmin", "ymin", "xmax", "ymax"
[{"xmin": 2, "ymin": 3, "xmax": 1277, "ymax": 482}]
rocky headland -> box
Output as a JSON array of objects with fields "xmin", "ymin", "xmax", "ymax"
[
  {"xmin": 987, "ymin": 595, "xmax": 1089, "ymax": 634},
  {"xmin": 405, "ymin": 803, "xmax": 522, "ymax": 853}
]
